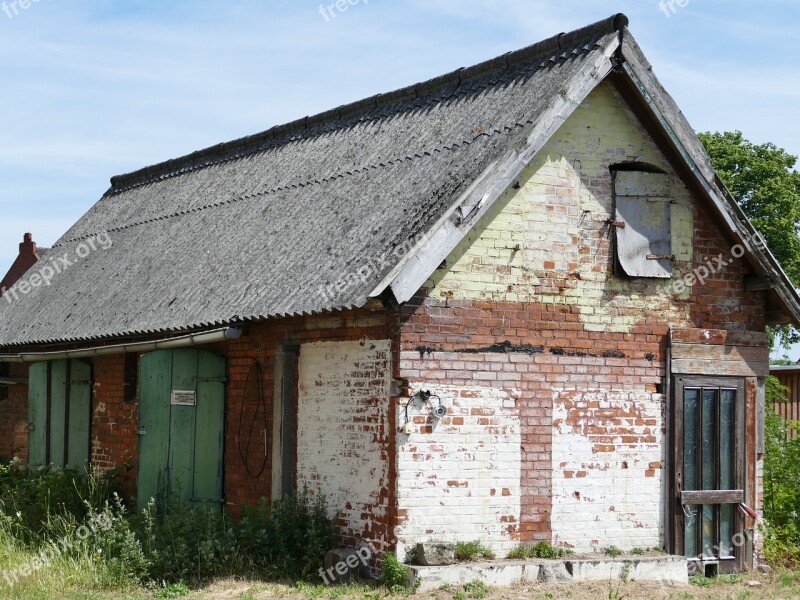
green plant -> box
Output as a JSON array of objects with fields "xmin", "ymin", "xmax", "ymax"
[
  {"xmin": 507, "ymin": 541, "xmax": 570, "ymax": 560},
  {"xmin": 603, "ymin": 545, "xmax": 624, "ymax": 558},
  {"xmin": 763, "ymin": 379, "xmax": 800, "ymax": 569},
  {"xmin": 157, "ymin": 581, "xmax": 190, "ymax": 598},
  {"xmin": 689, "ymin": 574, "xmax": 712, "ymax": 587},
  {"xmin": 779, "ymin": 571, "xmax": 800, "ymax": 587},
  {"xmin": 607, "ymin": 588, "xmax": 625, "ymax": 600},
  {"xmin": 134, "ymin": 488, "xmax": 339, "ymax": 583},
  {"xmin": 607, "ymin": 585, "xmax": 626, "ymax": 600},
  {"xmin": 0, "ymin": 462, "xmax": 122, "ymax": 546},
  {"xmin": 379, "ymin": 552, "xmax": 408, "ymax": 590},
  {"xmin": 716, "ymin": 573, "xmax": 743, "ymax": 585},
  {"xmin": 462, "ymin": 580, "xmax": 488, "ymax": 599},
  {"xmin": 630, "ymin": 547, "xmax": 645, "ymax": 556},
  {"xmin": 454, "ymin": 540, "xmax": 495, "ymax": 561},
  {"xmin": 453, "ymin": 592, "xmax": 466, "ymax": 600}
]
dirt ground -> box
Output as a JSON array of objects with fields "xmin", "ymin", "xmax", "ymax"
[{"xmin": 193, "ymin": 571, "xmax": 800, "ymax": 600}]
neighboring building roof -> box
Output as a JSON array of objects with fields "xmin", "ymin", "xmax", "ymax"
[
  {"xmin": 770, "ymin": 365, "xmax": 800, "ymax": 373},
  {"xmin": 0, "ymin": 13, "xmax": 798, "ymax": 349},
  {"xmin": 0, "ymin": 233, "xmax": 47, "ymax": 296}
]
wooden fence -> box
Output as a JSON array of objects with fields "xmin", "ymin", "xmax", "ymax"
[{"xmin": 771, "ymin": 367, "xmax": 800, "ymax": 439}]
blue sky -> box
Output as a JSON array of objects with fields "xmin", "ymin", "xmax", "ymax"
[{"xmin": 1, "ymin": 1, "xmax": 799, "ymax": 345}]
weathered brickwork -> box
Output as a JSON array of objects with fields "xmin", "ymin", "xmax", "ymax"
[
  {"xmin": 90, "ymin": 354, "xmax": 139, "ymax": 494},
  {"xmin": 552, "ymin": 389, "xmax": 664, "ymax": 551},
  {"xmin": 223, "ymin": 310, "xmax": 398, "ymax": 532},
  {"xmin": 0, "ymin": 363, "xmax": 30, "ymax": 461},
  {"xmin": 395, "ymin": 378, "xmax": 522, "ymax": 558},
  {"xmin": 397, "ymin": 80, "xmax": 765, "ymax": 553},
  {"xmin": 297, "ymin": 340, "xmax": 392, "ymax": 550}
]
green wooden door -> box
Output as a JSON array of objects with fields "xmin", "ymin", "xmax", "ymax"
[
  {"xmin": 27, "ymin": 359, "xmax": 92, "ymax": 469},
  {"xmin": 137, "ymin": 348, "xmax": 225, "ymax": 508},
  {"xmin": 28, "ymin": 362, "xmax": 48, "ymax": 466}
]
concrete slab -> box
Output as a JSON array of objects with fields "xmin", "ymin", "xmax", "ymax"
[{"xmin": 408, "ymin": 556, "xmax": 688, "ymax": 592}]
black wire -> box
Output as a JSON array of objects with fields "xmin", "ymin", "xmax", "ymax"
[
  {"xmin": 404, "ymin": 392, "xmax": 443, "ymax": 423},
  {"xmin": 238, "ymin": 358, "xmax": 268, "ymax": 478}
]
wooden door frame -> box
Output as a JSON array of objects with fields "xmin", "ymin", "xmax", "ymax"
[{"xmin": 672, "ymin": 375, "xmax": 746, "ymax": 572}]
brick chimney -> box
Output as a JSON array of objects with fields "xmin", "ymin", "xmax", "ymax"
[
  {"xmin": 0, "ymin": 233, "xmax": 47, "ymax": 296},
  {"xmin": 20, "ymin": 232, "xmax": 36, "ymax": 256}
]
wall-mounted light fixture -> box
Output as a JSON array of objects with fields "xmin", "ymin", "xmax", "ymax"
[{"xmin": 402, "ymin": 389, "xmax": 447, "ymax": 434}]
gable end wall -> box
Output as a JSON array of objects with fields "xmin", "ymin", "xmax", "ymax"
[{"xmin": 395, "ymin": 81, "xmax": 765, "ymax": 556}]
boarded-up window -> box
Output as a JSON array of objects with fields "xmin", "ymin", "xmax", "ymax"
[{"xmin": 612, "ymin": 170, "xmax": 672, "ymax": 278}]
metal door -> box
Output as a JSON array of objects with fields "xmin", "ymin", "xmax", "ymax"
[{"xmin": 136, "ymin": 348, "xmax": 225, "ymax": 508}]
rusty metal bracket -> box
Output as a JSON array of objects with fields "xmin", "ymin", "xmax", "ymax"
[
  {"xmin": 646, "ymin": 254, "xmax": 674, "ymax": 261},
  {"xmin": 606, "ymin": 219, "xmax": 625, "ymax": 228}
]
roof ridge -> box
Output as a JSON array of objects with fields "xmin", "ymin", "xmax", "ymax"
[{"xmin": 107, "ymin": 13, "xmax": 628, "ymax": 194}]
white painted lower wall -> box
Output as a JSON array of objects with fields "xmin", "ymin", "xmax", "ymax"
[
  {"xmin": 395, "ymin": 384, "xmax": 521, "ymax": 559},
  {"xmin": 551, "ymin": 389, "xmax": 665, "ymax": 551},
  {"xmin": 297, "ymin": 339, "xmax": 391, "ymax": 547}
]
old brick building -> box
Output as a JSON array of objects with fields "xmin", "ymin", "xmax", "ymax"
[{"xmin": 0, "ymin": 15, "xmax": 797, "ymax": 573}]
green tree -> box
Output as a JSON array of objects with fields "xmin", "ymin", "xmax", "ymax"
[{"xmin": 699, "ymin": 131, "xmax": 800, "ymax": 346}]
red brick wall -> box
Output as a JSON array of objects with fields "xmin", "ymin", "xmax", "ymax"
[
  {"xmin": 397, "ymin": 297, "xmax": 667, "ymax": 549},
  {"xmin": 0, "ymin": 363, "xmax": 30, "ymax": 461},
  {"xmin": 690, "ymin": 202, "xmax": 766, "ymax": 331},
  {"xmin": 222, "ymin": 310, "xmax": 400, "ymax": 563},
  {"xmin": 91, "ymin": 354, "xmax": 139, "ymax": 497}
]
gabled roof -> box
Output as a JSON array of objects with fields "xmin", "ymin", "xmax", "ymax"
[{"xmin": 0, "ymin": 13, "xmax": 797, "ymax": 349}]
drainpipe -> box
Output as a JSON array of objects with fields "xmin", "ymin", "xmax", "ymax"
[{"xmin": 0, "ymin": 327, "xmax": 243, "ymax": 363}]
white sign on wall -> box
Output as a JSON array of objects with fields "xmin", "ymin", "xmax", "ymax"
[{"xmin": 171, "ymin": 390, "xmax": 196, "ymax": 406}]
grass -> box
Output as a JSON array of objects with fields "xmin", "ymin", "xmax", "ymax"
[
  {"xmin": 461, "ymin": 580, "xmax": 489, "ymax": 599},
  {"xmin": 0, "ymin": 569, "xmax": 797, "ymax": 599},
  {"xmin": 454, "ymin": 541, "xmax": 495, "ymax": 562},
  {"xmin": 507, "ymin": 542, "xmax": 571, "ymax": 560},
  {"xmin": 602, "ymin": 546, "xmax": 624, "ymax": 558}
]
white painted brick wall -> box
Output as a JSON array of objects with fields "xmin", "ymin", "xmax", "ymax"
[
  {"xmin": 551, "ymin": 389, "xmax": 665, "ymax": 551},
  {"xmin": 297, "ymin": 339, "xmax": 391, "ymax": 547},
  {"xmin": 396, "ymin": 381, "xmax": 521, "ymax": 559}
]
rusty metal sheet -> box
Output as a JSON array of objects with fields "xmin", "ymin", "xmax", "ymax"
[
  {"xmin": 613, "ymin": 170, "xmax": 671, "ymax": 278},
  {"xmin": 615, "ymin": 195, "xmax": 672, "ymax": 278}
]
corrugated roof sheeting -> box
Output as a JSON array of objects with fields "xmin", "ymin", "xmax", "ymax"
[{"xmin": 0, "ymin": 20, "xmax": 623, "ymax": 347}]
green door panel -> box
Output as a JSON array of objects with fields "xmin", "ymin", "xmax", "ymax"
[
  {"xmin": 27, "ymin": 362, "xmax": 48, "ymax": 466},
  {"xmin": 193, "ymin": 351, "xmax": 225, "ymax": 505},
  {"xmin": 67, "ymin": 361, "xmax": 92, "ymax": 470},
  {"xmin": 28, "ymin": 360, "xmax": 92, "ymax": 469},
  {"xmin": 137, "ymin": 350, "xmax": 173, "ymax": 508},
  {"xmin": 137, "ymin": 348, "xmax": 225, "ymax": 509},
  {"xmin": 168, "ymin": 348, "xmax": 200, "ymax": 503},
  {"xmin": 48, "ymin": 360, "xmax": 68, "ymax": 467}
]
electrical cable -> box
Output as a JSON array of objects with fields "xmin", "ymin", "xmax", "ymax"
[{"xmin": 238, "ymin": 358, "xmax": 268, "ymax": 478}]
